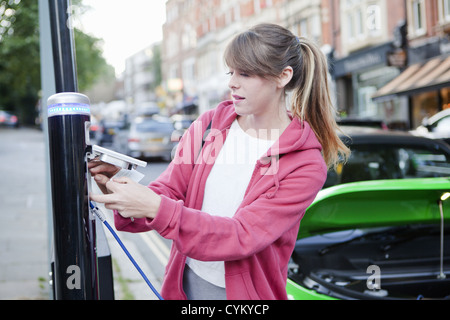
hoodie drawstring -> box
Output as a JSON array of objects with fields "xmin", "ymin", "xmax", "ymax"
[
  {"xmin": 266, "ymin": 173, "xmax": 280, "ymax": 199},
  {"xmin": 259, "ymin": 156, "xmax": 281, "ymax": 199}
]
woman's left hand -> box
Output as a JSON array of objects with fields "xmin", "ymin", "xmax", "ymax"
[{"xmin": 90, "ymin": 176, "xmax": 161, "ymax": 220}]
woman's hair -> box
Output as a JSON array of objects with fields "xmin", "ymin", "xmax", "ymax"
[{"xmin": 224, "ymin": 23, "xmax": 350, "ymax": 169}]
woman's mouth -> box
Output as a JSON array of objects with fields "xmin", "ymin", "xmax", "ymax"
[{"xmin": 232, "ymin": 95, "xmax": 245, "ymax": 103}]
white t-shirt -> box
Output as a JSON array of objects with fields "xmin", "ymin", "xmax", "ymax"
[{"xmin": 186, "ymin": 119, "xmax": 275, "ymax": 287}]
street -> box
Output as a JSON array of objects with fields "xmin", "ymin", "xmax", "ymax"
[{"xmin": 0, "ymin": 127, "xmax": 171, "ymax": 300}]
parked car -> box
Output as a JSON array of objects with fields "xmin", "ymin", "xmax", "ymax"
[
  {"xmin": 286, "ymin": 177, "xmax": 450, "ymax": 300},
  {"xmin": 113, "ymin": 115, "xmax": 175, "ymax": 161},
  {"xmin": 410, "ymin": 108, "xmax": 450, "ymax": 145},
  {"xmin": 325, "ymin": 126, "xmax": 450, "ymax": 188},
  {"xmin": 0, "ymin": 110, "xmax": 19, "ymax": 128},
  {"xmin": 134, "ymin": 102, "xmax": 160, "ymax": 117},
  {"xmin": 97, "ymin": 119, "xmax": 126, "ymax": 146},
  {"xmin": 170, "ymin": 115, "xmax": 197, "ymax": 159},
  {"xmin": 336, "ymin": 117, "xmax": 388, "ymax": 130},
  {"xmin": 171, "ymin": 114, "xmax": 196, "ymax": 131}
]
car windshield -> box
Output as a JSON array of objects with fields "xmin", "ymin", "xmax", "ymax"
[
  {"xmin": 103, "ymin": 121, "xmax": 123, "ymax": 127},
  {"xmin": 326, "ymin": 144, "xmax": 450, "ymax": 187},
  {"xmin": 134, "ymin": 119, "xmax": 174, "ymax": 133}
]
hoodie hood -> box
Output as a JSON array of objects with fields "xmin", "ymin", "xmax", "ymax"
[
  {"xmin": 209, "ymin": 100, "xmax": 323, "ymax": 158},
  {"xmin": 270, "ymin": 117, "xmax": 322, "ymax": 157},
  {"xmin": 203, "ymin": 101, "xmax": 326, "ymax": 200}
]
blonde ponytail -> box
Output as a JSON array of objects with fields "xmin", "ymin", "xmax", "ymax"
[{"xmin": 291, "ymin": 37, "xmax": 350, "ymax": 169}]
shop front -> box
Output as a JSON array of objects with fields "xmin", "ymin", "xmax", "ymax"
[
  {"xmin": 332, "ymin": 42, "xmax": 408, "ymax": 128},
  {"xmin": 373, "ymin": 37, "xmax": 450, "ymax": 129}
]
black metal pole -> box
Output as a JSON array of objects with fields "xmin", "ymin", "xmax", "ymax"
[
  {"xmin": 47, "ymin": 93, "xmax": 98, "ymax": 300},
  {"xmin": 47, "ymin": 0, "xmax": 98, "ymax": 300},
  {"xmin": 48, "ymin": 0, "xmax": 78, "ymax": 93}
]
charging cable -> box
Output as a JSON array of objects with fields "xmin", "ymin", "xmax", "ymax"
[{"xmin": 89, "ymin": 201, "xmax": 164, "ymax": 300}]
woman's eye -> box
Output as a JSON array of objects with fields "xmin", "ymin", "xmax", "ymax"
[{"xmin": 226, "ymin": 71, "xmax": 249, "ymax": 77}]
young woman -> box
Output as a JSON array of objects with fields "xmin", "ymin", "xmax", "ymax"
[{"xmin": 89, "ymin": 23, "xmax": 349, "ymax": 300}]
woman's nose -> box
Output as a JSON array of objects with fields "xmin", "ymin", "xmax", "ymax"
[{"xmin": 228, "ymin": 77, "xmax": 238, "ymax": 90}]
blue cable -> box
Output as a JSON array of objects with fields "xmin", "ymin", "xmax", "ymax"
[{"xmin": 90, "ymin": 201, "xmax": 164, "ymax": 300}]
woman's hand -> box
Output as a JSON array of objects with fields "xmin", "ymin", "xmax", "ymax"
[
  {"xmin": 89, "ymin": 176, "xmax": 161, "ymax": 220},
  {"xmin": 88, "ymin": 159, "xmax": 120, "ymax": 194}
]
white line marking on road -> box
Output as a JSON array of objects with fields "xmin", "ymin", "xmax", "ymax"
[{"xmin": 140, "ymin": 231, "xmax": 170, "ymax": 266}]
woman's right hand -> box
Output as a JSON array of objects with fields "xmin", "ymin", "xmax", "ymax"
[{"xmin": 88, "ymin": 159, "xmax": 120, "ymax": 194}]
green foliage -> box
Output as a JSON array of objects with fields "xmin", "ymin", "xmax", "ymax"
[
  {"xmin": 0, "ymin": 0, "xmax": 40, "ymax": 124},
  {"xmin": 74, "ymin": 29, "xmax": 115, "ymax": 91},
  {"xmin": 0, "ymin": 0, "xmax": 113, "ymax": 125},
  {"xmin": 152, "ymin": 44, "xmax": 162, "ymax": 90}
]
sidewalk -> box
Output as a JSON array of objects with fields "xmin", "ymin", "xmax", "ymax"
[
  {"xmin": 0, "ymin": 128, "xmax": 49, "ymax": 299},
  {"xmin": 0, "ymin": 128, "xmax": 157, "ymax": 300}
]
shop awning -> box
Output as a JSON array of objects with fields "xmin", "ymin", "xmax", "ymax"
[{"xmin": 372, "ymin": 55, "xmax": 450, "ymax": 101}]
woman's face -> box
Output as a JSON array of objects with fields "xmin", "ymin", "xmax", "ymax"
[{"xmin": 227, "ymin": 69, "xmax": 282, "ymax": 117}]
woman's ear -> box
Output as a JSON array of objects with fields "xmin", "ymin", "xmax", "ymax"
[{"xmin": 277, "ymin": 66, "xmax": 293, "ymax": 89}]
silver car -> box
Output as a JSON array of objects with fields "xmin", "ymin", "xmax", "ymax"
[{"xmin": 114, "ymin": 116, "xmax": 175, "ymax": 161}]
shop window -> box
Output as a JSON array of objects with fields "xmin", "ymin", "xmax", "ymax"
[
  {"xmin": 438, "ymin": 0, "xmax": 450, "ymax": 24},
  {"xmin": 345, "ymin": 0, "xmax": 364, "ymax": 41},
  {"xmin": 446, "ymin": 0, "xmax": 450, "ymax": 19},
  {"xmin": 408, "ymin": 0, "xmax": 427, "ymax": 37},
  {"xmin": 342, "ymin": 0, "xmax": 383, "ymax": 51}
]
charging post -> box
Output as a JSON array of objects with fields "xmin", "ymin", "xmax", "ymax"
[
  {"xmin": 45, "ymin": 0, "xmax": 103, "ymax": 300},
  {"xmin": 47, "ymin": 92, "xmax": 98, "ymax": 300}
]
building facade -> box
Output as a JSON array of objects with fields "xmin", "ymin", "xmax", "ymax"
[
  {"xmin": 161, "ymin": 0, "xmax": 450, "ymax": 128},
  {"xmin": 162, "ymin": 0, "xmax": 325, "ymax": 115},
  {"xmin": 123, "ymin": 43, "xmax": 161, "ymax": 114},
  {"xmin": 374, "ymin": 0, "xmax": 450, "ymax": 128},
  {"xmin": 328, "ymin": 0, "xmax": 408, "ymax": 129}
]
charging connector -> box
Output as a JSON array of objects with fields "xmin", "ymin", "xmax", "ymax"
[{"xmin": 87, "ymin": 144, "xmax": 147, "ymax": 170}]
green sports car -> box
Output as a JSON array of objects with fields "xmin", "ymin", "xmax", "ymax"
[
  {"xmin": 286, "ymin": 127, "xmax": 450, "ymax": 300},
  {"xmin": 287, "ymin": 178, "xmax": 449, "ymax": 300}
]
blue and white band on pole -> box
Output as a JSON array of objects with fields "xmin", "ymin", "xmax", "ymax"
[
  {"xmin": 47, "ymin": 92, "xmax": 91, "ymax": 117},
  {"xmin": 48, "ymin": 102, "xmax": 90, "ymax": 117}
]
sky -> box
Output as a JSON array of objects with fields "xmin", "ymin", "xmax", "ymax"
[{"xmin": 77, "ymin": 0, "xmax": 166, "ymax": 75}]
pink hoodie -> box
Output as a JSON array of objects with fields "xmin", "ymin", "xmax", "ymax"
[{"xmin": 114, "ymin": 101, "xmax": 327, "ymax": 299}]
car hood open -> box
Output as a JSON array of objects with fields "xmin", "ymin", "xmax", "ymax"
[{"xmin": 298, "ymin": 177, "xmax": 450, "ymax": 239}]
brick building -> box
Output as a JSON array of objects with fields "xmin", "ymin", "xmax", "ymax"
[
  {"xmin": 374, "ymin": 0, "xmax": 450, "ymax": 128},
  {"xmin": 162, "ymin": 0, "xmax": 325, "ymax": 115},
  {"xmin": 161, "ymin": 0, "xmax": 450, "ymax": 128},
  {"xmin": 327, "ymin": 0, "xmax": 407, "ymax": 128}
]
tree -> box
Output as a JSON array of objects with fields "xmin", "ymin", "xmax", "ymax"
[
  {"xmin": 74, "ymin": 28, "xmax": 115, "ymax": 92},
  {"xmin": 0, "ymin": 0, "xmax": 41, "ymax": 125},
  {"xmin": 149, "ymin": 43, "xmax": 162, "ymax": 91},
  {"xmin": 0, "ymin": 0, "xmax": 114, "ymax": 125}
]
